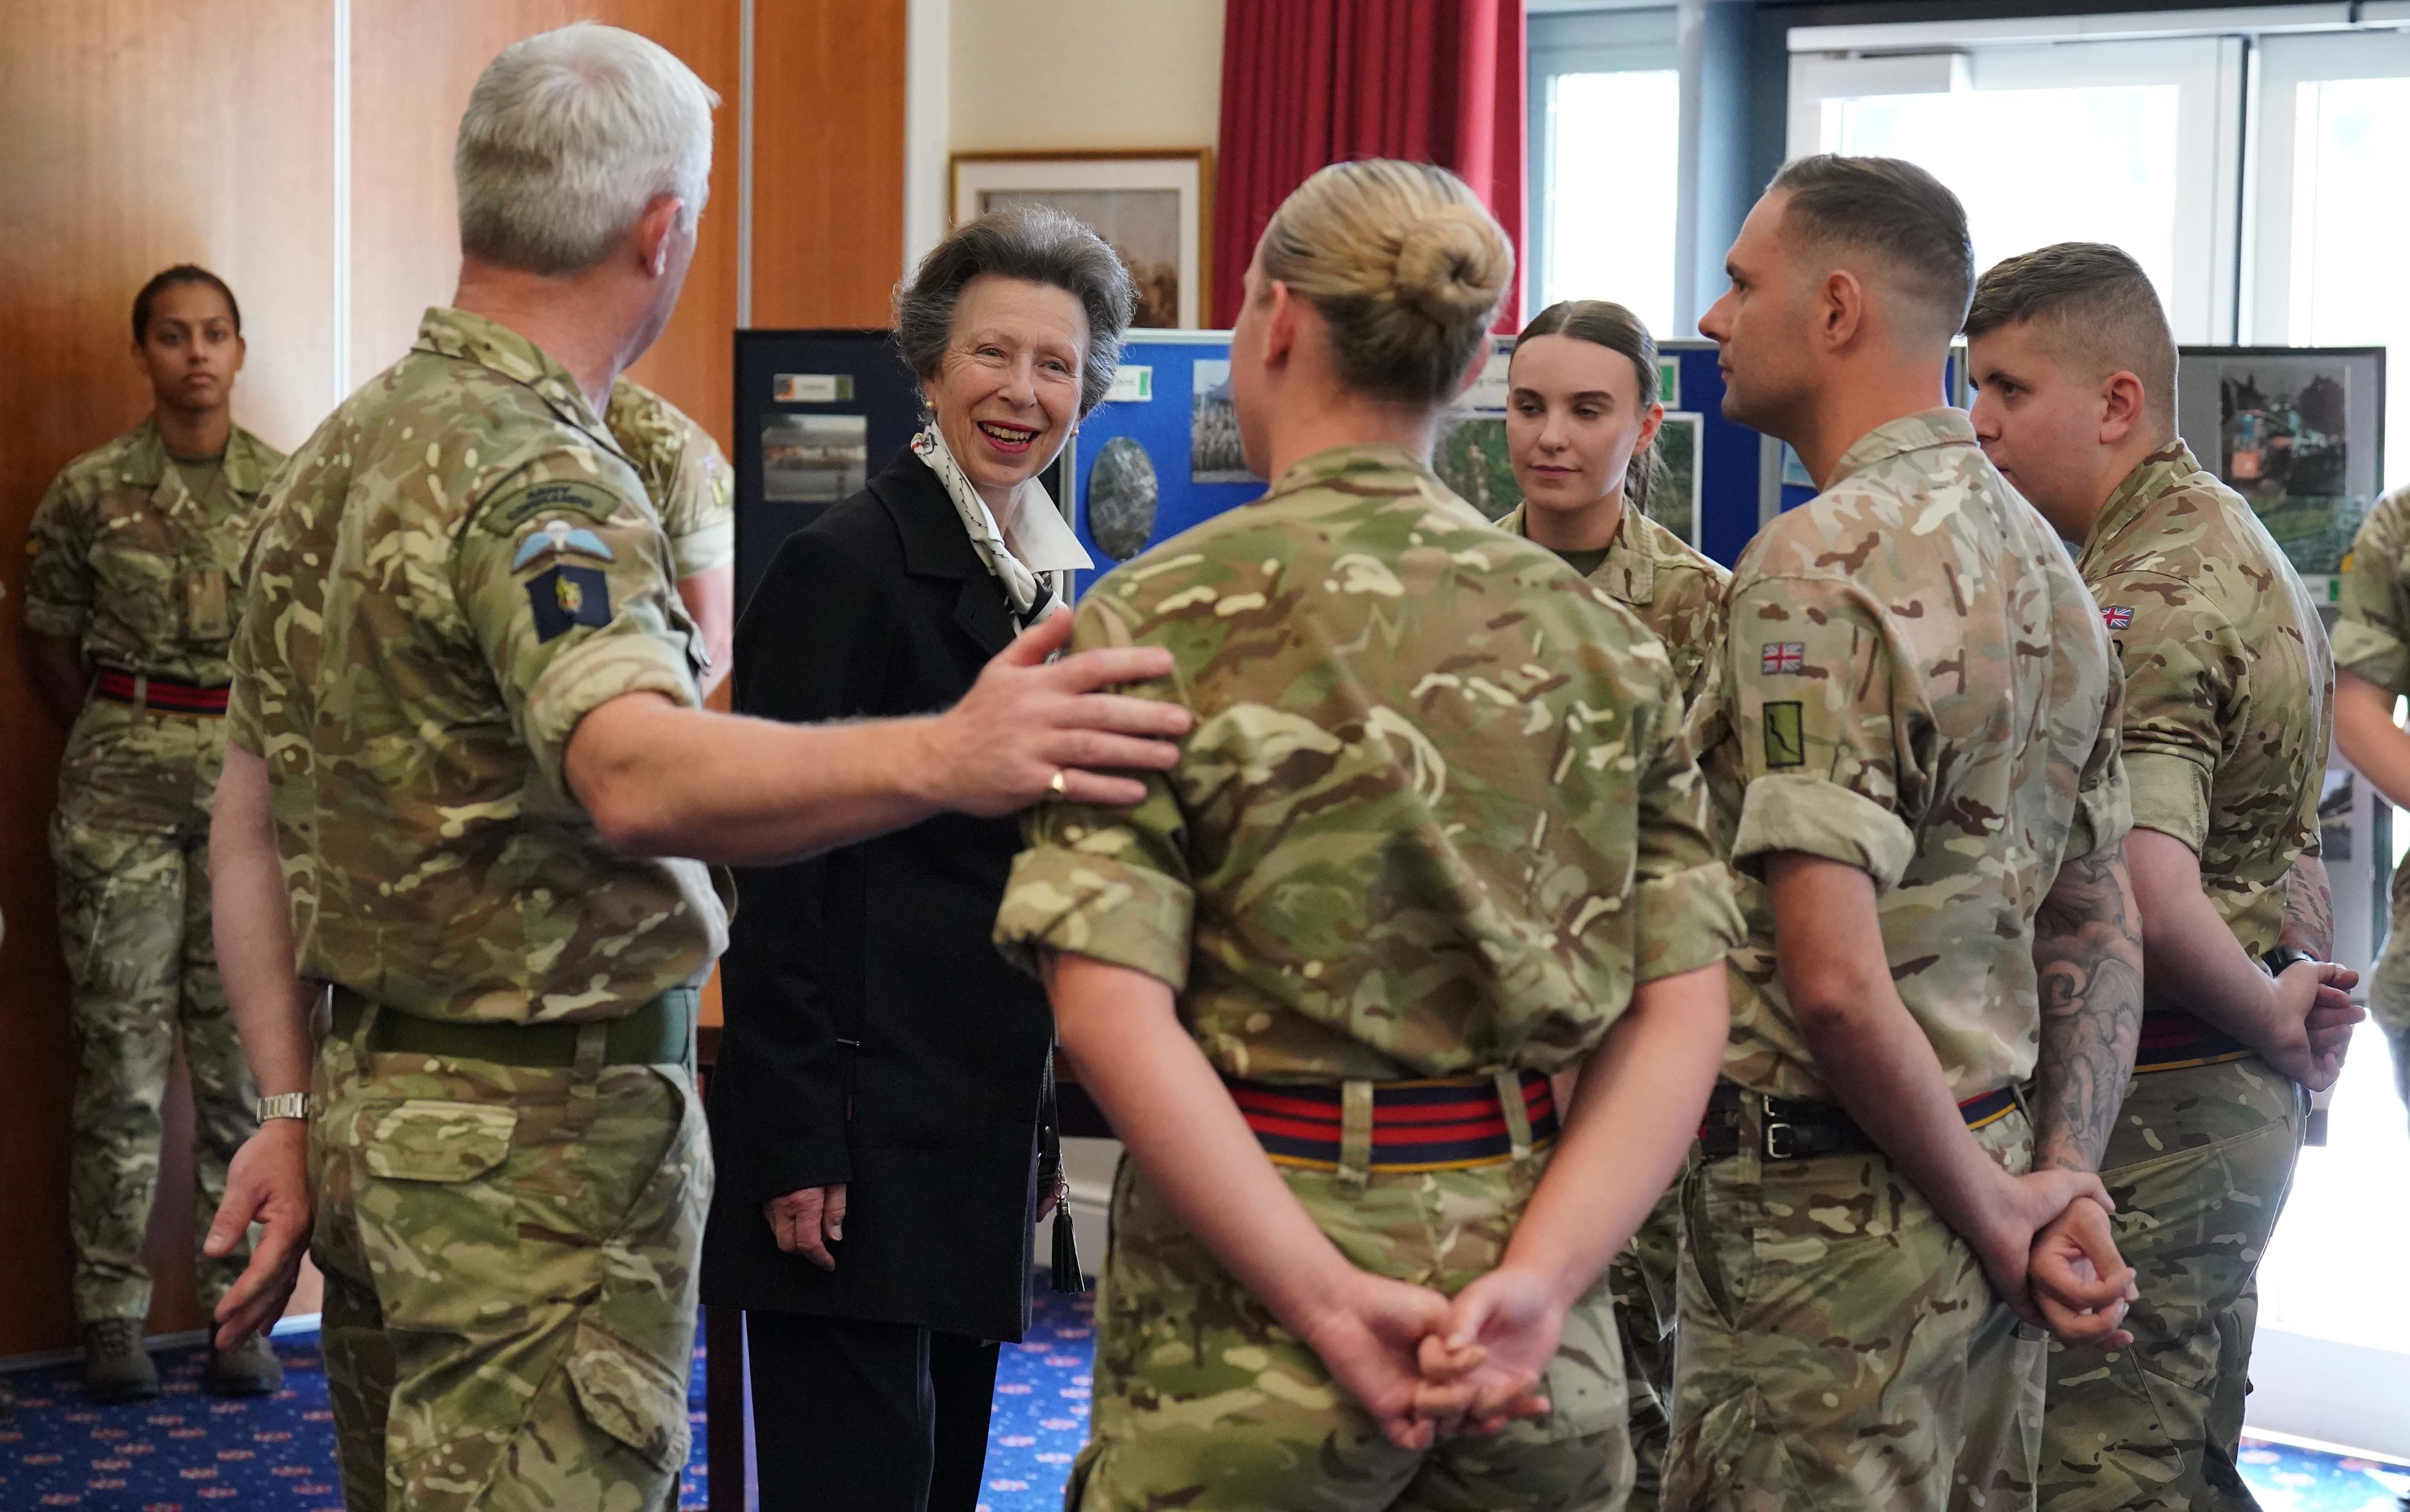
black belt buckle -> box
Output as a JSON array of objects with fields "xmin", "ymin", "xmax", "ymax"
[{"xmin": 1760, "ymin": 1096, "xmax": 1797, "ymax": 1160}]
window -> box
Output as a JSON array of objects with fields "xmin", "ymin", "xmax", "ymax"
[
  {"xmin": 2252, "ymin": 30, "xmax": 2410, "ymax": 491},
  {"xmin": 1788, "ymin": 37, "xmax": 2241, "ymax": 342},
  {"xmin": 1528, "ymin": 9, "xmax": 1681, "ymax": 334}
]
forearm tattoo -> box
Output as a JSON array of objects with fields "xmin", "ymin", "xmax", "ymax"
[
  {"xmin": 2031, "ymin": 839, "xmax": 2147, "ymax": 1173},
  {"xmin": 2279, "ymin": 854, "xmax": 2334, "ymax": 960}
]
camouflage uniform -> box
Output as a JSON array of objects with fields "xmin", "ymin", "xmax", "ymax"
[
  {"xmin": 231, "ymin": 308, "xmax": 725, "ymax": 1512},
  {"xmin": 23, "ymin": 417, "xmax": 284, "ymax": 1324},
  {"xmin": 2335, "ymin": 484, "xmax": 2410, "ymax": 1119},
  {"xmin": 1670, "ymin": 410, "xmax": 2129, "ymax": 1512},
  {"xmin": 995, "ymin": 444, "xmax": 1743, "ymax": 1512},
  {"xmin": 605, "ymin": 376, "xmax": 734, "ymax": 583},
  {"xmin": 1500, "ymin": 497, "xmax": 1728, "ymax": 1510},
  {"xmin": 2039, "ymin": 443, "xmax": 2330, "ymax": 1512}
]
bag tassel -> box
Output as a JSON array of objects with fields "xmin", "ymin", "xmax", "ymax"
[{"xmin": 1050, "ymin": 1177, "xmax": 1085, "ymax": 1294}]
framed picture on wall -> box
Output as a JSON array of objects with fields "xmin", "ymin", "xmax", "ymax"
[
  {"xmin": 950, "ymin": 149, "xmax": 1213, "ymax": 329},
  {"xmin": 2175, "ymin": 345, "xmax": 2387, "ymax": 578}
]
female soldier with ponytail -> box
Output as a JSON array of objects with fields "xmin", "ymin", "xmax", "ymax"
[
  {"xmin": 1500, "ymin": 299, "xmax": 1731, "ymax": 1510},
  {"xmin": 995, "ymin": 160, "xmax": 1740, "ymax": 1511}
]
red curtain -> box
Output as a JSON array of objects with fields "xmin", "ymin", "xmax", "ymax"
[{"xmin": 1213, "ymin": 0, "xmax": 1527, "ymax": 330}]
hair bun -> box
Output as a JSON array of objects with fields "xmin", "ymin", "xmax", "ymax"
[{"xmin": 1392, "ymin": 206, "xmax": 1510, "ymax": 323}]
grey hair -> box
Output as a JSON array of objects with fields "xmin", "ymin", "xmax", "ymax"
[
  {"xmin": 893, "ymin": 205, "xmax": 1137, "ymax": 417},
  {"xmin": 455, "ymin": 23, "xmax": 719, "ymax": 276}
]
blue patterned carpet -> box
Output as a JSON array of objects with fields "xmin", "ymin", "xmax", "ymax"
[{"xmin": 0, "ymin": 1288, "xmax": 2394, "ymax": 1512}]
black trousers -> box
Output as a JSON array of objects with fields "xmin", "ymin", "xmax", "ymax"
[{"xmin": 743, "ymin": 1309, "xmax": 1000, "ymax": 1512}]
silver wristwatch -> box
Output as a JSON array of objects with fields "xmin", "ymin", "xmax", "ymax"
[{"xmin": 254, "ymin": 1092, "xmax": 313, "ymax": 1124}]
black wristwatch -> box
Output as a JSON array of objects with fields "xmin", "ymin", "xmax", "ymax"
[{"xmin": 2264, "ymin": 945, "xmax": 2318, "ymax": 975}]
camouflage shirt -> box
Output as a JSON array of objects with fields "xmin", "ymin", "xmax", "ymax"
[
  {"xmin": 1699, "ymin": 409, "xmax": 2129, "ymax": 1103},
  {"xmin": 994, "ymin": 444, "xmax": 1741, "ymax": 1082},
  {"xmin": 2335, "ymin": 484, "xmax": 2410, "ymax": 699},
  {"xmin": 2079, "ymin": 442, "xmax": 2331, "ymax": 957},
  {"xmin": 1497, "ymin": 499, "xmax": 1728, "ymax": 709},
  {"xmin": 606, "ymin": 377, "xmax": 733, "ymax": 580},
  {"xmin": 24, "ymin": 417, "xmax": 286, "ymax": 684},
  {"xmin": 230, "ymin": 308, "xmax": 727, "ymax": 1024}
]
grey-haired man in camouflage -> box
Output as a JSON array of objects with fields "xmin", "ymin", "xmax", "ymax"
[{"xmin": 201, "ymin": 24, "xmax": 1187, "ymax": 1512}]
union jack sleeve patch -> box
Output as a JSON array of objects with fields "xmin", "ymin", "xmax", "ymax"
[
  {"xmin": 2102, "ymin": 606, "xmax": 2134, "ymax": 630},
  {"xmin": 1761, "ymin": 641, "xmax": 1805, "ymax": 675}
]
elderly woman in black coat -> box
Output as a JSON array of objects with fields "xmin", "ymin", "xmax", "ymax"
[{"xmin": 701, "ymin": 206, "xmax": 1137, "ymax": 1512}]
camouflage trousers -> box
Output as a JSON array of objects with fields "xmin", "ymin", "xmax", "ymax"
[
  {"xmin": 1611, "ymin": 1184, "xmax": 1682, "ymax": 1512},
  {"xmin": 2367, "ymin": 890, "xmax": 2410, "ymax": 1125},
  {"xmin": 1071, "ymin": 1147, "xmax": 1633, "ymax": 1512},
  {"xmin": 50, "ymin": 700, "xmax": 253, "ymax": 1323},
  {"xmin": 1666, "ymin": 1097, "xmax": 2046, "ymax": 1512},
  {"xmin": 2037, "ymin": 1057, "xmax": 2305, "ymax": 1512},
  {"xmin": 310, "ymin": 999, "xmax": 711, "ymax": 1512}
]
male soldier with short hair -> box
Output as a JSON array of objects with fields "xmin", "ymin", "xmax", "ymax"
[
  {"xmin": 1968, "ymin": 241, "xmax": 2361, "ymax": 1512},
  {"xmin": 606, "ymin": 375, "xmax": 734, "ymax": 693},
  {"xmin": 22, "ymin": 265, "xmax": 285, "ymax": 1402},
  {"xmin": 2331, "ymin": 492, "xmax": 2410, "ymax": 1125},
  {"xmin": 201, "ymin": 23, "xmax": 1187, "ymax": 1509},
  {"xmin": 1666, "ymin": 156, "xmax": 2147, "ymax": 1512}
]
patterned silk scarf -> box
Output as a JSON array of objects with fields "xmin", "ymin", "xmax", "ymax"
[{"xmin": 911, "ymin": 425, "xmax": 1058, "ymax": 626}]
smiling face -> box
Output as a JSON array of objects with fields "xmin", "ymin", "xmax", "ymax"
[
  {"xmin": 1967, "ymin": 319, "xmax": 2120, "ymax": 540},
  {"xmin": 1505, "ymin": 333, "xmax": 1662, "ymax": 523},
  {"xmin": 1697, "ymin": 190, "xmax": 1817, "ymax": 439},
  {"xmin": 924, "ymin": 274, "xmax": 1088, "ymax": 503},
  {"xmin": 137, "ymin": 281, "xmax": 244, "ymax": 417}
]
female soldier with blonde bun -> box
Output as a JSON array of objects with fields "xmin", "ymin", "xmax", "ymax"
[{"xmin": 995, "ymin": 160, "xmax": 1741, "ymax": 1511}]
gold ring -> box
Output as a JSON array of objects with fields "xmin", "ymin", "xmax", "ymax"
[{"xmin": 1049, "ymin": 769, "xmax": 1069, "ymax": 796}]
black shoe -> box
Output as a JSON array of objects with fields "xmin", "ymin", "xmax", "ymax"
[
  {"xmin": 82, "ymin": 1317, "xmax": 159, "ymax": 1403},
  {"xmin": 205, "ymin": 1332, "xmax": 284, "ymax": 1397}
]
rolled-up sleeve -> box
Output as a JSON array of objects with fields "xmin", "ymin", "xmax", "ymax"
[
  {"xmin": 1723, "ymin": 576, "xmax": 1923, "ymax": 891},
  {"xmin": 2335, "ymin": 492, "xmax": 2410, "ymax": 696},
  {"xmin": 1631, "ymin": 689, "xmax": 1743, "ymax": 980},
  {"xmin": 995, "ymin": 594, "xmax": 1195, "ymax": 986},
  {"xmin": 455, "ymin": 465, "xmax": 700, "ymax": 799}
]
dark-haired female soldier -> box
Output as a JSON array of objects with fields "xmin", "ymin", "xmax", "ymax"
[
  {"xmin": 22, "ymin": 265, "xmax": 285, "ymax": 1403},
  {"xmin": 1500, "ymin": 300, "xmax": 1731, "ymax": 1509}
]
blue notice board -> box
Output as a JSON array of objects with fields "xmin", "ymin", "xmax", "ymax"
[{"xmin": 1064, "ymin": 331, "xmax": 1778, "ymax": 589}]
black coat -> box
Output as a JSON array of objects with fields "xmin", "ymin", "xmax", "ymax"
[{"xmin": 701, "ymin": 448, "xmax": 1053, "ymax": 1343}]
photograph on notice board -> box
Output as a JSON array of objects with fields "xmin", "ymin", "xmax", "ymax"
[
  {"xmin": 2176, "ymin": 346, "xmax": 2385, "ymax": 577},
  {"xmin": 1434, "ymin": 416, "xmax": 1518, "ymax": 522},
  {"xmin": 1648, "ymin": 414, "xmax": 1705, "ymax": 548},
  {"xmin": 1086, "ymin": 437, "xmax": 1161, "ymax": 562},
  {"xmin": 761, "ymin": 414, "xmax": 868, "ymax": 503},
  {"xmin": 952, "ymin": 150, "xmax": 1212, "ymax": 328},
  {"xmin": 1191, "ymin": 359, "xmax": 1251, "ymax": 483}
]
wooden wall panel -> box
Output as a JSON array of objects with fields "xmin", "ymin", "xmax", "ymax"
[
  {"xmin": 348, "ymin": 1, "xmax": 742, "ymax": 451},
  {"xmin": 0, "ymin": 0, "xmax": 336, "ymax": 1359},
  {"xmin": 753, "ymin": 0, "xmax": 909, "ymax": 326}
]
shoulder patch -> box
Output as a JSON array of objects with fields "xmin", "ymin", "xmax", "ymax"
[
  {"xmin": 2102, "ymin": 606, "xmax": 2134, "ymax": 630},
  {"xmin": 527, "ymin": 564, "xmax": 613, "ymax": 641},
  {"xmin": 484, "ymin": 477, "xmax": 629, "ymax": 533},
  {"xmin": 512, "ymin": 517, "xmax": 618, "ymax": 572},
  {"xmin": 1760, "ymin": 641, "xmax": 1804, "ymax": 675},
  {"xmin": 1763, "ymin": 701, "xmax": 1806, "ymax": 769}
]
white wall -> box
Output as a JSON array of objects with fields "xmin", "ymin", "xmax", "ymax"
[{"xmin": 949, "ymin": 0, "xmax": 1225, "ymax": 152}]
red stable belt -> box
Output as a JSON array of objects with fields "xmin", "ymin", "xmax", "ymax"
[
  {"xmin": 1228, "ymin": 1070, "xmax": 1559, "ymax": 1173},
  {"xmin": 92, "ymin": 667, "xmax": 229, "ymax": 716},
  {"xmin": 2133, "ymin": 1009, "xmax": 2254, "ymax": 1073}
]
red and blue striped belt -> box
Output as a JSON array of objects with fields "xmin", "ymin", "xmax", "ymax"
[
  {"xmin": 93, "ymin": 667, "xmax": 229, "ymax": 716},
  {"xmin": 1228, "ymin": 1069, "xmax": 1560, "ymax": 1174},
  {"xmin": 2133, "ymin": 1009, "xmax": 2253, "ymax": 1074}
]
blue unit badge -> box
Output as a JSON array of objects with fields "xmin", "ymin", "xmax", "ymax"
[
  {"xmin": 512, "ymin": 517, "xmax": 618, "ymax": 572},
  {"xmin": 527, "ymin": 564, "xmax": 612, "ymax": 642}
]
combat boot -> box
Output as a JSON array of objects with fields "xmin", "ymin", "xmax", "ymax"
[
  {"xmin": 205, "ymin": 1332, "xmax": 284, "ymax": 1397},
  {"xmin": 82, "ymin": 1317, "xmax": 159, "ymax": 1403}
]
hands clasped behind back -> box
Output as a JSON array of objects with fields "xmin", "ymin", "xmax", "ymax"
[{"xmin": 924, "ymin": 609, "xmax": 1189, "ymax": 815}]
